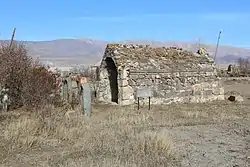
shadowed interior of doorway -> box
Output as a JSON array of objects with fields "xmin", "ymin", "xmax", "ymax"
[{"xmin": 105, "ymin": 57, "xmax": 118, "ymax": 103}]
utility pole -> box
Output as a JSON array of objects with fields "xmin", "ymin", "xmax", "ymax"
[
  {"xmin": 214, "ymin": 30, "xmax": 222, "ymax": 64},
  {"xmin": 198, "ymin": 38, "xmax": 201, "ymax": 49},
  {"xmin": 9, "ymin": 28, "xmax": 16, "ymax": 49},
  {"xmin": 196, "ymin": 38, "xmax": 201, "ymax": 51}
]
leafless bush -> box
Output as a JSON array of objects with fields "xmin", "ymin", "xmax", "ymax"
[
  {"xmin": 0, "ymin": 42, "xmax": 57, "ymax": 109},
  {"xmin": 237, "ymin": 57, "xmax": 250, "ymax": 76}
]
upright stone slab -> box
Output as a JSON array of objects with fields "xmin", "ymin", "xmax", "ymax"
[
  {"xmin": 62, "ymin": 79, "xmax": 68, "ymax": 102},
  {"xmin": 81, "ymin": 82, "xmax": 92, "ymax": 116},
  {"xmin": 0, "ymin": 88, "xmax": 9, "ymax": 112},
  {"xmin": 67, "ymin": 77, "xmax": 73, "ymax": 103}
]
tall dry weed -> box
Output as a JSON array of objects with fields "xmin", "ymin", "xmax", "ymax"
[{"xmin": 0, "ymin": 106, "xmax": 178, "ymax": 166}]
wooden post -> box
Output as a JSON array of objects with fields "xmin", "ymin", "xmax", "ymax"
[
  {"xmin": 148, "ymin": 97, "xmax": 151, "ymax": 110},
  {"xmin": 137, "ymin": 97, "xmax": 140, "ymax": 110},
  {"xmin": 214, "ymin": 30, "xmax": 222, "ymax": 64},
  {"xmin": 9, "ymin": 28, "xmax": 16, "ymax": 49}
]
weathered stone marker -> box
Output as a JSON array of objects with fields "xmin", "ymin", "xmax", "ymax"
[
  {"xmin": 136, "ymin": 87, "xmax": 152, "ymax": 110},
  {"xmin": 0, "ymin": 88, "xmax": 10, "ymax": 112},
  {"xmin": 62, "ymin": 79, "xmax": 68, "ymax": 102},
  {"xmin": 67, "ymin": 77, "xmax": 73, "ymax": 103},
  {"xmin": 81, "ymin": 82, "xmax": 92, "ymax": 116}
]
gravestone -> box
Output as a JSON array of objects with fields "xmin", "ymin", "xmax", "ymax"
[
  {"xmin": 62, "ymin": 79, "xmax": 68, "ymax": 102},
  {"xmin": 67, "ymin": 77, "xmax": 73, "ymax": 103},
  {"xmin": 0, "ymin": 88, "xmax": 10, "ymax": 112},
  {"xmin": 81, "ymin": 82, "xmax": 92, "ymax": 116}
]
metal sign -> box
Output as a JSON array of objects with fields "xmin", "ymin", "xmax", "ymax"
[
  {"xmin": 136, "ymin": 87, "xmax": 152, "ymax": 98},
  {"xmin": 136, "ymin": 87, "xmax": 152, "ymax": 110},
  {"xmin": 82, "ymin": 82, "xmax": 92, "ymax": 116}
]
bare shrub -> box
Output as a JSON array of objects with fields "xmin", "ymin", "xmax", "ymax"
[
  {"xmin": 22, "ymin": 61, "xmax": 57, "ymax": 108},
  {"xmin": 237, "ymin": 57, "xmax": 250, "ymax": 76},
  {"xmin": 0, "ymin": 42, "xmax": 57, "ymax": 109}
]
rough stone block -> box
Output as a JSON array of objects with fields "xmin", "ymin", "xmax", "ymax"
[
  {"xmin": 162, "ymin": 98, "xmax": 174, "ymax": 104},
  {"xmin": 178, "ymin": 90, "xmax": 192, "ymax": 97},
  {"xmin": 181, "ymin": 96, "xmax": 190, "ymax": 103},
  {"xmin": 121, "ymin": 86, "xmax": 134, "ymax": 100},
  {"xmin": 228, "ymin": 95, "xmax": 243, "ymax": 102},
  {"xmin": 155, "ymin": 74, "xmax": 161, "ymax": 79},
  {"xmin": 99, "ymin": 70, "xmax": 109, "ymax": 79},
  {"xmin": 211, "ymin": 81, "xmax": 221, "ymax": 88},
  {"xmin": 129, "ymin": 74, "xmax": 138, "ymax": 80},
  {"xmin": 189, "ymin": 96, "xmax": 203, "ymax": 103},
  {"xmin": 217, "ymin": 95, "xmax": 225, "ymax": 101},
  {"xmin": 120, "ymin": 99, "xmax": 134, "ymax": 105},
  {"xmin": 200, "ymin": 82, "xmax": 212, "ymax": 89},
  {"xmin": 203, "ymin": 89, "xmax": 213, "ymax": 96},
  {"xmin": 120, "ymin": 79, "xmax": 128, "ymax": 87},
  {"xmin": 119, "ymin": 69, "xmax": 129, "ymax": 79},
  {"xmin": 191, "ymin": 84, "xmax": 203, "ymax": 96},
  {"xmin": 212, "ymin": 87, "xmax": 224, "ymax": 95},
  {"xmin": 128, "ymin": 79, "xmax": 136, "ymax": 86},
  {"xmin": 165, "ymin": 91, "xmax": 177, "ymax": 97}
]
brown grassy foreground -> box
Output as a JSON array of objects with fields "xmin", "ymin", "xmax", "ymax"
[{"xmin": 0, "ymin": 100, "xmax": 249, "ymax": 167}]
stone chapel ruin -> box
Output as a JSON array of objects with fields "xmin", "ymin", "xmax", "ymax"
[{"xmin": 97, "ymin": 44, "xmax": 224, "ymax": 105}]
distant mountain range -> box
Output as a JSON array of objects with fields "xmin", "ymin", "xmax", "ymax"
[{"xmin": 1, "ymin": 38, "xmax": 250, "ymax": 67}]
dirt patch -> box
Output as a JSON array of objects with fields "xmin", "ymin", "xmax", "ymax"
[
  {"xmin": 160, "ymin": 120, "xmax": 249, "ymax": 167},
  {"xmin": 224, "ymin": 80, "xmax": 250, "ymax": 101}
]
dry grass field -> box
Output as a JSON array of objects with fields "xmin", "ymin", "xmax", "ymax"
[{"xmin": 0, "ymin": 80, "xmax": 249, "ymax": 167}]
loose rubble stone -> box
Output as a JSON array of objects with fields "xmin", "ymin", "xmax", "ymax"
[
  {"xmin": 225, "ymin": 91, "xmax": 244, "ymax": 102},
  {"xmin": 97, "ymin": 44, "xmax": 224, "ymax": 105},
  {"xmin": 228, "ymin": 95, "xmax": 244, "ymax": 102}
]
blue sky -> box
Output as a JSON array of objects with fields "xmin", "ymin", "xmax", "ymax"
[{"xmin": 0, "ymin": 0, "xmax": 250, "ymax": 47}]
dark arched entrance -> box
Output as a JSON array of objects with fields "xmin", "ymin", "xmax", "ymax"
[{"xmin": 105, "ymin": 57, "xmax": 118, "ymax": 103}]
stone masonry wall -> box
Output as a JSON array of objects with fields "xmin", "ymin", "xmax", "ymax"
[
  {"xmin": 97, "ymin": 44, "xmax": 224, "ymax": 105},
  {"xmin": 123, "ymin": 71, "xmax": 224, "ymax": 105}
]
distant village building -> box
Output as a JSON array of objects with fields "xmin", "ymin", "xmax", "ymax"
[{"xmin": 97, "ymin": 44, "xmax": 224, "ymax": 105}]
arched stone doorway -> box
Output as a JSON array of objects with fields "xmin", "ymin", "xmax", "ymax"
[{"xmin": 105, "ymin": 57, "xmax": 118, "ymax": 103}]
